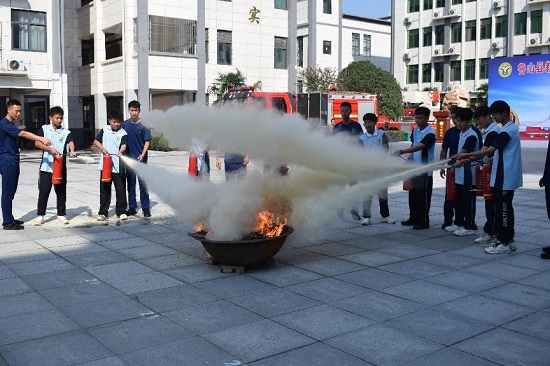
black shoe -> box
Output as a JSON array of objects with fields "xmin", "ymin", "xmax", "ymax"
[
  {"xmin": 401, "ymin": 219, "xmax": 415, "ymax": 226},
  {"xmin": 541, "ymin": 252, "xmax": 550, "ymax": 259},
  {"xmin": 126, "ymin": 209, "xmax": 137, "ymax": 216},
  {"xmin": 413, "ymin": 223, "xmax": 430, "ymax": 230},
  {"xmin": 2, "ymin": 219, "xmax": 23, "ymax": 227},
  {"xmin": 542, "ymin": 246, "xmax": 550, "ymax": 253},
  {"xmin": 350, "ymin": 210, "xmax": 361, "ymax": 220},
  {"xmin": 143, "ymin": 209, "xmax": 151, "ymax": 218},
  {"xmin": 3, "ymin": 222, "xmax": 24, "ymax": 230}
]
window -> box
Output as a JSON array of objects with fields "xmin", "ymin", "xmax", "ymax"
[
  {"xmin": 480, "ymin": 18, "xmax": 492, "ymax": 39},
  {"xmin": 81, "ymin": 39, "xmax": 94, "ymax": 65},
  {"xmin": 149, "ymin": 16, "xmax": 197, "ymax": 54},
  {"xmin": 274, "ymin": 36, "xmax": 287, "ymax": 69},
  {"xmin": 274, "ymin": 0, "xmax": 287, "ymax": 10},
  {"xmin": 424, "ymin": 0, "xmax": 433, "ymax": 10},
  {"xmin": 11, "ymin": 9, "xmax": 47, "ymax": 52},
  {"xmin": 466, "ymin": 0, "xmax": 476, "ymax": 2},
  {"xmin": 435, "ymin": 0, "xmax": 445, "ymax": 7},
  {"xmin": 363, "ymin": 34, "xmax": 371, "ymax": 56},
  {"xmin": 81, "ymin": 0, "xmax": 92, "ymax": 6},
  {"xmin": 407, "ymin": 64, "xmax": 419, "ymax": 83},
  {"xmin": 465, "ymin": 20, "xmax": 476, "ymax": 41},
  {"xmin": 423, "ymin": 27, "xmax": 432, "ymax": 46},
  {"xmin": 450, "ymin": 60, "xmax": 461, "ymax": 81},
  {"xmin": 435, "ymin": 24, "xmax": 444, "ymax": 45},
  {"xmin": 495, "ymin": 15, "xmax": 507, "ymax": 37},
  {"xmin": 422, "ymin": 63, "xmax": 432, "ymax": 82},
  {"xmin": 408, "ymin": 0, "xmax": 420, "ymax": 12},
  {"xmin": 352, "ymin": 33, "xmax": 360, "ymax": 56},
  {"xmin": 531, "ymin": 9, "xmax": 542, "ymax": 33},
  {"xmin": 297, "ymin": 36, "xmax": 303, "ymax": 67},
  {"xmin": 408, "ymin": 28, "xmax": 419, "ymax": 48},
  {"xmin": 434, "ymin": 62, "xmax": 444, "ymax": 82},
  {"xmin": 451, "ymin": 22, "xmax": 462, "ymax": 43},
  {"xmin": 323, "ymin": 0, "xmax": 332, "ymax": 14},
  {"xmin": 217, "ymin": 30, "xmax": 232, "ymax": 65},
  {"xmin": 452, "ymin": 0, "xmax": 462, "ymax": 4},
  {"xmin": 323, "ymin": 40, "xmax": 331, "ymax": 54},
  {"xmin": 479, "ymin": 58, "xmax": 488, "ymax": 79},
  {"xmin": 464, "ymin": 59, "xmax": 475, "ymax": 80},
  {"xmin": 514, "ymin": 12, "xmax": 527, "ymax": 35},
  {"xmin": 105, "ymin": 32, "xmax": 122, "ymax": 60},
  {"xmin": 205, "ymin": 28, "xmax": 209, "ymax": 63}
]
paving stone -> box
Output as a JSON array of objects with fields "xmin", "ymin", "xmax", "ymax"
[
  {"xmin": 21, "ymin": 267, "xmax": 98, "ymax": 291},
  {"xmin": 85, "ymin": 261, "xmax": 154, "ymax": 280},
  {"xmin": 335, "ymin": 268, "xmax": 414, "ymax": 290},
  {"xmin": 40, "ymin": 281, "xmax": 123, "ymax": 307},
  {"xmin": 135, "ymin": 284, "xmax": 219, "ymax": 312},
  {"xmin": 502, "ymin": 309, "xmax": 550, "ymax": 342},
  {"xmin": 378, "ymin": 258, "xmax": 450, "ymax": 279},
  {"xmin": 0, "ymin": 292, "xmax": 56, "ymax": 319},
  {"xmin": 425, "ymin": 270, "xmax": 506, "ymax": 293},
  {"xmin": 36, "ymin": 234, "xmax": 91, "ymax": 248},
  {"xmin": 77, "ymin": 357, "xmax": 127, "ymax": 366},
  {"xmin": 0, "ymin": 265, "xmax": 15, "ymax": 280},
  {"xmin": 402, "ymin": 347, "xmax": 500, "ymax": 366},
  {"xmin": 338, "ymin": 251, "xmax": 406, "ymax": 267},
  {"xmin": 0, "ymin": 277, "xmax": 32, "ymax": 297},
  {"xmin": 7, "ymin": 257, "xmax": 76, "ymax": 276},
  {"xmin": 137, "ymin": 252, "xmax": 203, "ymax": 270},
  {"xmin": 48, "ymin": 242, "xmax": 109, "ymax": 257},
  {"xmin": 246, "ymin": 266, "xmax": 322, "ymax": 287},
  {"xmin": 165, "ymin": 263, "xmax": 226, "ymax": 283},
  {"xmin": 377, "ymin": 243, "xmax": 441, "ymax": 259},
  {"xmin": 194, "ymin": 275, "xmax": 275, "ymax": 298},
  {"xmin": 482, "ymin": 283, "xmax": 550, "ymax": 309},
  {"xmin": 295, "ymin": 257, "xmax": 366, "ymax": 276},
  {"xmin": 286, "ymin": 278, "xmax": 370, "ymax": 303},
  {"xmin": 274, "ymin": 247, "xmax": 327, "ymax": 265},
  {"xmin": 229, "ymin": 288, "xmax": 320, "ymax": 317},
  {"xmin": 382, "ymin": 280, "xmax": 470, "ymax": 305},
  {"xmin": 65, "ymin": 250, "xmax": 129, "ymax": 268},
  {"xmin": 115, "ymin": 244, "xmax": 179, "ymax": 260},
  {"xmin": 0, "ymin": 241, "xmax": 42, "ymax": 255},
  {"xmin": 464, "ymin": 261, "xmax": 541, "ymax": 281},
  {"xmin": 103, "ymin": 271, "xmax": 182, "ymax": 294},
  {"xmin": 306, "ymin": 242, "xmax": 366, "ymax": 256},
  {"xmin": 516, "ymin": 270, "xmax": 550, "ymax": 291},
  {"xmin": 97, "ymin": 237, "xmax": 155, "ymax": 251}
]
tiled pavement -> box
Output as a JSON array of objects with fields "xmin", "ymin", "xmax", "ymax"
[{"xmin": 0, "ymin": 149, "xmax": 549, "ymax": 366}]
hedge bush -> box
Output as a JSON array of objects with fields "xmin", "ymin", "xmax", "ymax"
[{"xmin": 149, "ymin": 135, "xmax": 173, "ymax": 151}]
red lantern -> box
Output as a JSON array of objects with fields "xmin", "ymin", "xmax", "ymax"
[
  {"xmin": 188, "ymin": 154, "xmax": 198, "ymax": 176},
  {"xmin": 483, "ymin": 164, "xmax": 494, "ymax": 200},
  {"xmin": 52, "ymin": 155, "xmax": 63, "ymax": 185},
  {"xmin": 475, "ymin": 165, "xmax": 484, "ymax": 197},
  {"xmin": 101, "ymin": 155, "xmax": 112, "ymax": 183},
  {"xmin": 446, "ymin": 169, "xmax": 457, "ymax": 201}
]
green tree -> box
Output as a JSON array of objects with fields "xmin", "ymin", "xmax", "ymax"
[
  {"xmin": 297, "ymin": 66, "xmax": 339, "ymax": 92},
  {"xmin": 474, "ymin": 83, "xmax": 488, "ymax": 108},
  {"xmin": 208, "ymin": 69, "xmax": 246, "ymax": 99},
  {"xmin": 338, "ymin": 61, "xmax": 403, "ymax": 119}
]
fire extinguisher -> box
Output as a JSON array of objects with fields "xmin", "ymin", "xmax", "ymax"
[
  {"xmin": 101, "ymin": 155, "xmax": 112, "ymax": 183},
  {"xmin": 483, "ymin": 164, "xmax": 494, "ymax": 200},
  {"xmin": 446, "ymin": 169, "xmax": 457, "ymax": 200},
  {"xmin": 51, "ymin": 155, "xmax": 63, "ymax": 185},
  {"xmin": 475, "ymin": 165, "xmax": 484, "ymax": 197},
  {"xmin": 188, "ymin": 154, "xmax": 198, "ymax": 176}
]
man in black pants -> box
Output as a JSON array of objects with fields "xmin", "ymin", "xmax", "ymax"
[{"xmin": 539, "ymin": 140, "xmax": 550, "ymax": 259}]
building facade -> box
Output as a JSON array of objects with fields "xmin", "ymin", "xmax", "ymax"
[{"xmin": 393, "ymin": 0, "xmax": 549, "ymax": 95}]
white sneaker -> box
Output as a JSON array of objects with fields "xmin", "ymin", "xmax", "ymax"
[
  {"xmin": 445, "ymin": 224, "xmax": 461, "ymax": 232},
  {"xmin": 119, "ymin": 213, "xmax": 128, "ymax": 221},
  {"xmin": 97, "ymin": 215, "xmax": 108, "ymax": 221},
  {"xmin": 454, "ymin": 227, "xmax": 475, "ymax": 236},
  {"xmin": 33, "ymin": 216, "xmax": 45, "ymax": 226},
  {"xmin": 484, "ymin": 243, "xmax": 511, "ymax": 254},
  {"xmin": 508, "ymin": 240, "xmax": 517, "ymax": 251},
  {"xmin": 361, "ymin": 217, "xmax": 371, "ymax": 226},
  {"xmin": 381, "ymin": 216, "xmax": 396, "ymax": 224},
  {"xmin": 475, "ymin": 233, "xmax": 497, "ymax": 244},
  {"xmin": 57, "ymin": 216, "xmax": 69, "ymax": 225}
]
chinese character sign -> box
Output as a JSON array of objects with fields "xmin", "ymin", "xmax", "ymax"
[{"xmin": 249, "ymin": 6, "xmax": 260, "ymax": 24}]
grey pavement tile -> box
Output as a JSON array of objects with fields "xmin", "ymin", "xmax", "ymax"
[
  {"xmin": 194, "ymin": 275, "xmax": 275, "ymax": 298},
  {"xmin": 306, "ymin": 242, "xmax": 366, "ymax": 256},
  {"xmin": 495, "ymin": 252, "xmax": 550, "ymax": 271},
  {"xmin": 417, "ymin": 252, "xmax": 485, "ymax": 269},
  {"xmin": 115, "ymin": 243, "xmax": 179, "ymax": 260},
  {"xmin": 79, "ymin": 229, "xmax": 137, "ymax": 242},
  {"xmin": 248, "ymin": 342, "xmax": 372, "ymax": 366},
  {"xmin": 40, "ymin": 281, "xmax": 123, "ymax": 307},
  {"xmin": 0, "ymin": 292, "xmax": 56, "ymax": 319},
  {"xmin": 382, "ymin": 280, "xmax": 470, "ymax": 305},
  {"xmin": 482, "ymin": 283, "xmax": 550, "ymax": 309},
  {"xmin": 165, "ymin": 300, "xmax": 263, "ymax": 334},
  {"xmin": 119, "ymin": 336, "xmax": 237, "ymax": 366},
  {"xmin": 0, "ymin": 232, "xmax": 27, "ymax": 244},
  {"xmin": 402, "ymin": 348, "xmax": 500, "ymax": 366},
  {"xmin": 0, "ymin": 331, "xmax": 112, "ymax": 366},
  {"xmin": 137, "ymin": 252, "xmax": 204, "ymax": 271},
  {"xmin": 338, "ymin": 251, "xmax": 406, "ymax": 267},
  {"xmin": 335, "ymin": 268, "xmax": 414, "ymax": 291},
  {"xmin": 326, "ymin": 324, "xmax": 444, "ymax": 365},
  {"xmin": 441, "ymin": 294, "xmax": 537, "ymax": 326},
  {"xmin": 246, "ymin": 266, "xmax": 323, "ymax": 287},
  {"xmin": 0, "ymin": 309, "xmax": 79, "ymax": 345},
  {"xmin": 47, "ymin": 242, "xmax": 109, "ymax": 257},
  {"xmin": 295, "ymin": 257, "xmax": 366, "ymax": 276},
  {"xmin": 85, "ymin": 260, "xmax": 154, "ymax": 280},
  {"xmin": 21, "ymin": 267, "xmax": 98, "ymax": 291},
  {"xmin": 0, "ymin": 277, "xmax": 32, "ymax": 297},
  {"xmin": 464, "ymin": 261, "xmax": 541, "ymax": 281},
  {"xmin": 377, "ymin": 243, "xmax": 441, "ymax": 259},
  {"xmin": 378, "ymin": 258, "xmax": 450, "ymax": 279},
  {"xmin": 408, "ymin": 236, "xmax": 472, "ymax": 251},
  {"xmin": 65, "ymin": 250, "xmax": 129, "ymax": 268},
  {"xmin": 450, "ymin": 245, "xmax": 502, "ymax": 259},
  {"xmin": 0, "ymin": 265, "xmax": 15, "ymax": 280},
  {"xmin": 372, "ymin": 231, "xmax": 431, "ymax": 245},
  {"xmin": 517, "ymin": 271, "xmax": 550, "ymax": 291},
  {"xmin": 455, "ymin": 328, "xmax": 550, "ymax": 366},
  {"xmin": 101, "ymin": 271, "xmax": 182, "ymax": 294},
  {"xmin": 119, "ymin": 223, "xmax": 176, "ymax": 236},
  {"xmin": 339, "ymin": 236, "xmax": 398, "ymax": 250},
  {"xmin": 88, "ymin": 315, "xmax": 190, "ymax": 354},
  {"xmin": 166, "ymin": 263, "xmax": 226, "ymax": 283},
  {"xmin": 0, "ymin": 248, "xmax": 58, "ymax": 264},
  {"xmin": 0, "ymin": 241, "xmax": 42, "ymax": 255},
  {"xmin": 318, "ymin": 229, "xmax": 361, "ymax": 242},
  {"xmin": 203, "ymin": 319, "xmax": 314, "ymax": 363},
  {"xmin": 502, "ymin": 309, "xmax": 550, "ymax": 342},
  {"xmin": 35, "ymin": 234, "xmax": 91, "ymax": 248},
  {"xmin": 331, "ymin": 291, "xmax": 427, "ymax": 321},
  {"xmin": 286, "ymin": 278, "xmax": 371, "ymax": 303},
  {"xmin": 275, "ymin": 247, "xmax": 328, "ymax": 265},
  {"xmin": 6, "ymin": 257, "xmax": 76, "ymax": 276},
  {"xmin": 387, "ymin": 307, "xmax": 495, "ymax": 346},
  {"xmin": 61, "ymin": 295, "xmax": 152, "ymax": 328},
  {"xmin": 272, "ymin": 304, "xmax": 373, "ymax": 340},
  {"xmin": 229, "ymin": 288, "xmax": 320, "ymax": 317},
  {"xmin": 77, "ymin": 357, "xmax": 127, "ymax": 366},
  {"xmin": 135, "ymin": 284, "xmax": 219, "ymax": 312},
  {"xmin": 97, "ymin": 237, "xmax": 155, "ymax": 251},
  {"xmin": 425, "ymin": 271, "xmax": 506, "ymax": 293}
]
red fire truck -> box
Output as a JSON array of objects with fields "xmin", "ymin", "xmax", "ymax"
[{"xmin": 215, "ymin": 86, "xmax": 296, "ymax": 114}]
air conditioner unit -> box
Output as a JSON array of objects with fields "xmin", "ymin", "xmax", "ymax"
[
  {"xmin": 493, "ymin": 1, "xmax": 502, "ymax": 9},
  {"xmin": 403, "ymin": 86, "xmax": 410, "ymax": 91},
  {"xmin": 448, "ymin": 47, "xmax": 455, "ymax": 53},
  {"xmin": 404, "ymin": 17, "xmax": 411, "ymax": 24},
  {"xmin": 530, "ymin": 37, "xmax": 541, "ymax": 45},
  {"xmin": 434, "ymin": 49, "xmax": 441, "ymax": 55},
  {"xmin": 449, "ymin": 9, "xmax": 459, "ymax": 15},
  {"xmin": 446, "ymin": 83, "xmax": 455, "ymax": 91},
  {"xmin": 7, "ymin": 60, "xmax": 23, "ymax": 71},
  {"xmin": 403, "ymin": 53, "xmax": 411, "ymax": 61},
  {"xmin": 434, "ymin": 12, "xmax": 439, "ymax": 18},
  {"xmin": 491, "ymin": 41, "xmax": 501, "ymax": 49}
]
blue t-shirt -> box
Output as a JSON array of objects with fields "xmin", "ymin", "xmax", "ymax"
[
  {"xmin": 0, "ymin": 117, "xmax": 21, "ymax": 166},
  {"xmin": 122, "ymin": 119, "xmax": 151, "ymax": 160},
  {"xmin": 333, "ymin": 120, "xmax": 363, "ymax": 136}
]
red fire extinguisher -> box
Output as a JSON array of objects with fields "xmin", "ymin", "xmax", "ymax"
[
  {"xmin": 475, "ymin": 165, "xmax": 484, "ymax": 197},
  {"xmin": 52, "ymin": 155, "xmax": 63, "ymax": 185},
  {"xmin": 446, "ymin": 169, "xmax": 457, "ymax": 200},
  {"xmin": 101, "ymin": 155, "xmax": 112, "ymax": 183},
  {"xmin": 483, "ymin": 164, "xmax": 494, "ymax": 200},
  {"xmin": 188, "ymin": 154, "xmax": 198, "ymax": 176}
]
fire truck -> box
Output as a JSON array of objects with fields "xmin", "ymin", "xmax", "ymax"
[{"xmin": 215, "ymin": 86, "xmax": 296, "ymax": 114}]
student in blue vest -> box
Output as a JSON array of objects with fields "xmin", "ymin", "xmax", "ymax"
[
  {"xmin": 359, "ymin": 113, "xmax": 396, "ymax": 226},
  {"xmin": 456, "ymin": 100, "xmax": 522, "ymax": 254},
  {"xmin": 94, "ymin": 111, "xmax": 129, "ymax": 221},
  {"xmin": 0, "ymin": 99, "xmax": 52, "ymax": 230},
  {"xmin": 33, "ymin": 106, "xmax": 77, "ymax": 226},
  {"xmin": 439, "ymin": 111, "xmax": 460, "ymax": 230},
  {"xmin": 394, "ymin": 106, "xmax": 436, "ymax": 230},
  {"xmin": 122, "ymin": 100, "xmax": 152, "ymax": 217},
  {"xmin": 451, "ymin": 107, "xmax": 479, "ymax": 236}
]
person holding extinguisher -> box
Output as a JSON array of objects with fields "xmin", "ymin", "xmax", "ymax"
[
  {"xmin": 94, "ymin": 111, "xmax": 128, "ymax": 221},
  {"xmin": 33, "ymin": 106, "xmax": 76, "ymax": 226}
]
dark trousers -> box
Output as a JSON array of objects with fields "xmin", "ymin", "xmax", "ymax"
[
  {"xmin": 546, "ymin": 185, "xmax": 550, "ymax": 221},
  {"xmin": 0, "ymin": 164, "xmax": 19, "ymax": 224},
  {"xmin": 37, "ymin": 171, "xmax": 67, "ymax": 216},
  {"xmin": 493, "ymin": 189, "xmax": 515, "ymax": 244},
  {"xmin": 363, "ymin": 188, "xmax": 390, "ymax": 218},
  {"xmin": 99, "ymin": 172, "xmax": 127, "ymax": 216},
  {"xmin": 483, "ymin": 199, "xmax": 496, "ymax": 235},
  {"xmin": 443, "ymin": 195, "xmax": 457, "ymax": 226},
  {"xmin": 127, "ymin": 167, "xmax": 150, "ymax": 210},
  {"xmin": 455, "ymin": 184, "xmax": 476, "ymax": 229},
  {"xmin": 408, "ymin": 174, "xmax": 433, "ymax": 225}
]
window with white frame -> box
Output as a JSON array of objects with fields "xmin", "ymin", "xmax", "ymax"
[
  {"xmin": 352, "ymin": 33, "xmax": 360, "ymax": 56},
  {"xmin": 274, "ymin": 36, "xmax": 287, "ymax": 69},
  {"xmin": 149, "ymin": 15, "xmax": 197, "ymax": 54},
  {"xmin": 323, "ymin": 0, "xmax": 332, "ymax": 14},
  {"xmin": 323, "ymin": 40, "xmax": 331, "ymax": 54},
  {"xmin": 297, "ymin": 36, "xmax": 304, "ymax": 67},
  {"xmin": 217, "ymin": 30, "xmax": 232, "ymax": 65},
  {"xmin": 11, "ymin": 9, "xmax": 47, "ymax": 52},
  {"xmin": 363, "ymin": 34, "xmax": 371, "ymax": 57},
  {"xmin": 274, "ymin": 0, "xmax": 287, "ymax": 10}
]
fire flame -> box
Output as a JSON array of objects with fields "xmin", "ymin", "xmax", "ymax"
[
  {"xmin": 194, "ymin": 222, "xmax": 208, "ymax": 233},
  {"xmin": 256, "ymin": 210, "xmax": 287, "ymax": 237}
]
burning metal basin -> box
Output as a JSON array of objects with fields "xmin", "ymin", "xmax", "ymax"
[{"xmin": 188, "ymin": 226, "xmax": 294, "ymax": 267}]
